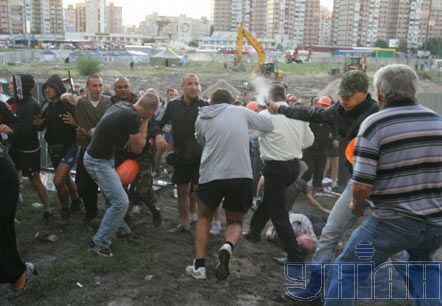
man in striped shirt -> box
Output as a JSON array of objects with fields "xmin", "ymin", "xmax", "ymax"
[{"xmin": 325, "ymin": 64, "xmax": 442, "ymax": 305}]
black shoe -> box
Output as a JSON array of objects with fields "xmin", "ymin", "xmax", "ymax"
[
  {"xmin": 69, "ymin": 199, "xmax": 83, "ymax": 213},
  {"xmin": 243, "ymin": 232, "xmax": 261, "ymax": 243},
  {"xmin": 215, "ymin": 245, "xmax": 231, "ymax": 281},
  {"xmin": 83, "ymin": 212, "xmax": 98, "ymax": 223},
  {"xmin": 152, "ymin": 207, "xmax": 162, "ymax": 227},
  {"xmin": 88, "ymin": 241, "xmax": 113, "ymax": 257},
  {"xmin": 43, "ymin": 210, "xmax": 53, "ymax": 225}
]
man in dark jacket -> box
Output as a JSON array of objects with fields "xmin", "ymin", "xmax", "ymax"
[
  {"xmin": 268, "ymin": 70, "xmax": 379, "ymax": 298},
  {"xmin": 110, "ymin": 77, "xmax": 137, "ymax": 105},
  {"xmin": 6, "ymin": 75, "xmax": 51, "ymax": 223},
  {"xmin": 34, "ymin": 75, "xmax": 81, "ymax": 219},
  {"xmin": 153, "ymin": 73, "xmax": 208, "ymax": 232},
  {"xmin": 0, "ymin": 99, "xmax": 15, "ymax": 157}
]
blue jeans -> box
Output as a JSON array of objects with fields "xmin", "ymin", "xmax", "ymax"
[
  {"xmin": 325, "ymin": 217, "xmax": 442, "ymax": 306},
  {"xmin": 312, "ymin": 182, "xmax": 355, "ymax": 265},
  {"xmin": 83, "ymin": 152, "xmax": 131, "ymax": 249}
]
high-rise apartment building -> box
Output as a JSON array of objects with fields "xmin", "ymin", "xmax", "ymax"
[
  {"xmin": 318, "ymin": 6, "xmax": 332, "ymax": 45},
  {"xmin": 106, "ymin": 2, "xmax": 123, "ymax": 33},
  {"xmin": 331, "ymin": 0, "xmax": 442, "ymax": 48},
  {"xmin": 64, "ymin": 4, "xmax": 76, "ymax": 32},
  {"xmin": 29, "ymin": 0, "xmax": 63, "ymax": 34},
  {"xmin": 0, "ymin": 0, "xmax": 10, "ymax": 34},
  {"xmin": 428, "ymin": 0, "xmax": 442, "ymax": 39},
  {"xmin": 331, "ymin": 0, "xmax": 361, "ymax": 46},
  {"xmin": 265, "ymin": 0, "xmax": 286, "ymax": 42},
  {"xmin": 212, "ymin": 0, "xmax": 319, "ymax": 45},
  {"xmin": 213, "ymin": 0, "xmax": 248, "ymax": 32},
  {"xmin": 75, "ymin": 2, "xmax": 86, "ymax": 32},
  {"xmin": 304, "ymin": 0, "xmax": 320, "ymax": 45},
  {"xmin": 85, "ymin": 0, "xmax": 106, "ymax": 33},
  {"xmin": 249, "ymin": 0, "xmax": 267, "ymax": 37}
]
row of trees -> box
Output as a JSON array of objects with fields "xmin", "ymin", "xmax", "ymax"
[{"xmin": 375, "ymin": 38, "xmax": 442, "ymax": 56}]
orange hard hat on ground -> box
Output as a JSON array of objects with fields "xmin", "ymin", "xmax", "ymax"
[
  {"xmin": 345, "ymin": 137, "xmax": 357, "ymax": 164},
  {"xmin": 116, "ymin": 159, "xmax": 139, "ymax": 185},
  {"xmin": 247, "ymin": 101, "xmax": 258, "ymax": 111},
  {"xmin": 318, "ymin": 96, "xmax": 332, "ymax": 107}
]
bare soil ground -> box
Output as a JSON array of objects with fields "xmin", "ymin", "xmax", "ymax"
[
  {"xmin": 2, "ymin": 71, "xmax": 439, "ymax": 305},
  {"xmin": 3, "ymin": 173, "xmax": 336, "ymax": 306}
]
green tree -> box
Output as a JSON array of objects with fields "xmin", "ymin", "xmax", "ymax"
[
  {"xmin": 398, "ymin": 39, "xmax": 408, "ymax": 52},
  {"xmin": 188, "ymin": 40, "xmax": 199, "ymax": 48},
  {"xmin": 75, "ymin": 55, "xmax": 102, "ymax": 76},
  {"xmin": 421, "ymin": 38, "xmax": 442, "ymax": 56},
  {"xmin": 374, "ymin": 40, "xmax": 389, "ymax": 48},
  {"xmin": 142, "ymin": 38, "xmax": 155, "ymax": 44}
]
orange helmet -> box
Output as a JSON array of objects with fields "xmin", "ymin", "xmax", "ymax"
[
  {"xmin": 345, "ymin": 138, "xmax": 356, "ymax": 164},
  {"xmin": 116, "ymin": 159, "xmax": 140, "ymax": 185},
  {"xmin": 318, "ymin": 96, "xmax": 332, "ymax": 107},
  {"xmin": 247, "ymin": 101, "xmax": 258, "ymax": 111}
]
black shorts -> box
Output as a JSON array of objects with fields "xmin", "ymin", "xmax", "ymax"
[
  {"xmin": 172, "ymin": 163, "xmax": 199, "ymax": 185},
  {"xmin": 9, "ymin": 147, "xmax": 41, "ymax": 177},
  {"xmin": 196, "ymin": 178, "xmax": 253, "ymax": 213}
]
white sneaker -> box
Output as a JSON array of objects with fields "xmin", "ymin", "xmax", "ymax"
[
  {"xmin": 215, "ymin": 243, "xmax": 232, "ymax": 280},
  {"xmin": 210, "ymin": 221, "xmax": 222, "ymax": 235},
  {"xmin": 185, "ymin": 262, "xmax": 206, "ymax": 280},
  {"xmin": 189, "ymin": 213, "xmax": 198, "ymax": 224}
]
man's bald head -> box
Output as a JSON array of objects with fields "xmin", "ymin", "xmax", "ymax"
[{"xmin": 181, "ymin": 73, "xmax": 200, "ymax": 102}]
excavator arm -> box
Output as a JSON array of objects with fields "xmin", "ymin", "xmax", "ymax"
[
  {"xmin": 234, "ymin": 23, "xmax": 283, "ymax": 80},
  {"xmin": 236, "ymin": 23, "xmax": 266, "ymax": 65}
]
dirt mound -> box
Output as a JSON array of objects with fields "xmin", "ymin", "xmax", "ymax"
[{"xmin": 417, "ymin": 79, "xmax": 442, "ymax": 94}]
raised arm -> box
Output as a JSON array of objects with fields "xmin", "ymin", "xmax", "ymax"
[{"xmin": 269, "ymin": 102, "xmax": 340, "ymax": 125}]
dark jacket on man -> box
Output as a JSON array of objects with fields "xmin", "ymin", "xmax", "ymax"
[
  {"xmin": 279, "ymin": 94, "xmax": 379, "ymax": 169},
  {"xmin": 152, "ymin": 96, "xmax": 208, "ymax": 165}
]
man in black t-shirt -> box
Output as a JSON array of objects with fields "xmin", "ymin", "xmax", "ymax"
[
  {"xmin": 84, "ymin": 93, "xmax": 159, "ymax": 257},
  {"xmin": 154, "ymin": 74, "xmax": 208, "ymax": 232}
]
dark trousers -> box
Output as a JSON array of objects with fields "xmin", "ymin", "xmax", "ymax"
[
  {"xmin": 302, "ymin": 150, "xmax": 327, "ymax": 188},
  {"xmin": 0, "ymin": 154, "xmax": 26, "ymax": 283},
  {"xmin": 76, "ymin": 147, "xmax": 98, "ymax": 217},
  {"xmin": 249, "ymin": 159, "xmax": 304, "ymax": 261}
]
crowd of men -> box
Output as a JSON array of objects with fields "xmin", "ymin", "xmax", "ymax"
[{"xmin": 0, "ymin": 65, "xmax": 441, "ymax": 304}]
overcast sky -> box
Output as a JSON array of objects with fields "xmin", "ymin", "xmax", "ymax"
[{"xmin": 64, "ymin": 0, "xmax": 334, "ymax": 26}]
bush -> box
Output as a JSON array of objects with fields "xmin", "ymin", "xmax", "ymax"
[{"xmin": 75, "ymin": 55, "xmax": 102, "ymax": 76}]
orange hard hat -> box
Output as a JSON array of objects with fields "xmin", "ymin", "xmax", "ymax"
[
  {"xmin": 345, "ymin": 138, "xmax": 357, "ymax": 164},
  {"xmin": 247, "ymin": 101, "xmax": 258, "ymax": 111},
  {"xmin": 116, "ymin": 159, "xmax": 140, "ymax": 185},
  {"xmin": 318, "ymin": 96, "xmax": 332, "ymax": 107}
]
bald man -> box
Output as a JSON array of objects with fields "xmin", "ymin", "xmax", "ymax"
[{"xmin": 153, "ymin": 74, "xmax": 208, "ymax": 232}]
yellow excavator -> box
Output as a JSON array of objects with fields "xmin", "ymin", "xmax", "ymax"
[
  {"xmin": 234, "ymin": 23, "xmax": 283, "ymax": 80},
  {"xmin": 344, "ymin": 56, "xmax": 368, "ymax": 73}
]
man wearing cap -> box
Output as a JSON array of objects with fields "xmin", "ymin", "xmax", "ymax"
[{"xmin": 268, "ymin": 70, "xmax": 379, "ymax": 297}]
